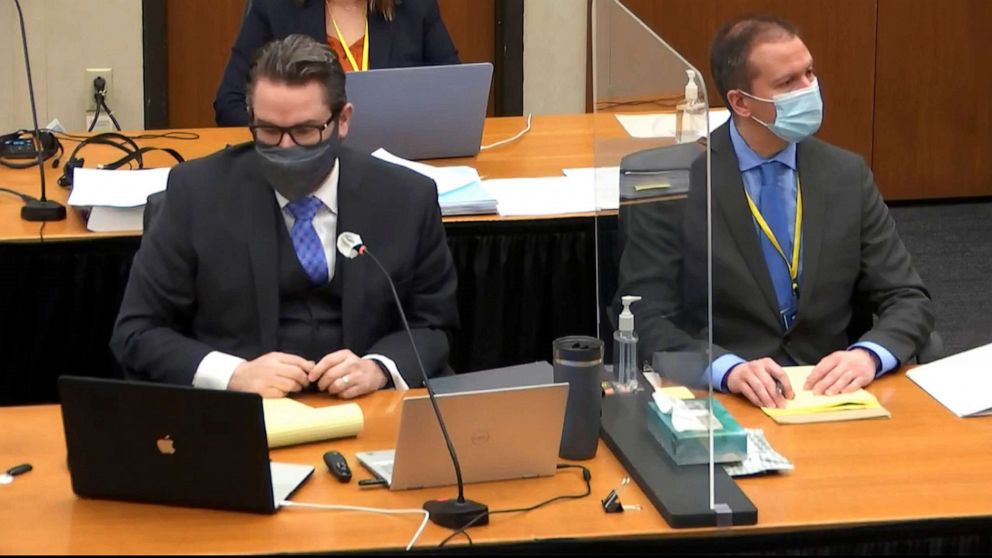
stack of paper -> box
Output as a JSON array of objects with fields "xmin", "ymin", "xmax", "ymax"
[
  {"xmin": 562, "ymin": 167, "xmax": 621, "ymax": 210},
  {"xmin": 372, "ymin": 148, "xmax": 496, "ymax": 216},
  {"xmin": 761, "ymin": 366, "xmax": 890, "ymax": 424},
  {"xmin": 483, "ymin": 176, "xmax": 596, "ymax": 217},
  {"xmin": 66, "ymin": 167, "xmax": 171, "ymax": 232},
  {"xmin": 262, "ymin": 398, "xmax": 364, "ymax": 448},
  {"xmin": 907, "ymin": 343, "xmax": 992, "ymax": 417}
]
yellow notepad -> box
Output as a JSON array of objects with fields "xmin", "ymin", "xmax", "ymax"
[
  {"xmin": 262, "ymin": 398, "xmax": 364, "ymax": 448},
  {"xmin": 761, "ymin": 366, "xmax": 889, "ymax": 423}
]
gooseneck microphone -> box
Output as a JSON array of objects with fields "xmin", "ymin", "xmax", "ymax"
[
  {"xmin": 14, "ymin": 0, "xmax": 66, "ymax": 222},
  {"xmin": 337, "ymin": 232, "xmax": 488, "ymax": 530}
]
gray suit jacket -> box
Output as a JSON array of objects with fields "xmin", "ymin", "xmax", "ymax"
[{"xmin": 616, "ymin": 122, "xmax": 934, "ymax": 379}]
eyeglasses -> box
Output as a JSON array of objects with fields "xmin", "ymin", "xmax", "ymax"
[{"xmin": 249, "ymin": 115, "xmax": 335, "ymax": 147}]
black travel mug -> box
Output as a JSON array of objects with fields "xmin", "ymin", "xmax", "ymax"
[{"xmin": 553, "ymin": 335, "xmax": 604, "ymax": 460}]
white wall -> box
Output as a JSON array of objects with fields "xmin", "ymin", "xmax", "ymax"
[
  {"xmin": 522, "ymin": 0, "xmax": 587, "ymax": 115},
  {"xmin": 0, "ymin": 0, "xmax": 144, "ymax": 133}
]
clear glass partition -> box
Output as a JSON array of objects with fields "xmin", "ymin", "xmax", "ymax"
[{"xmin": 593, "ymin": 0, "xmax": 743, "ymax": 527}]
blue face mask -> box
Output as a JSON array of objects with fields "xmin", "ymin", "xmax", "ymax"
[{"xmin": 741, "ymin": 79, "xmax": 823, "ymax": 143}]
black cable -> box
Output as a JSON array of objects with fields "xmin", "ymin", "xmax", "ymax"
[
  {"xmin": 39, "ymin": 220, "xmax": 46, "ymax": 243},
  {"xmin": 99, "ymin": 96, "xmax": 122, "ymax": 132},
  {"xmin": 52, "ymin": 131, "xmax": 201, "ymax": 143},
  {"xmin": 131, "ymin": 131, "xmax": 200, "ymax": 140},
  {"xmin": 437, "ymin": 464, "xmax": 592, "ymax": 548},
  {"xmin": 87, "ymin": 92, "xmax": 103, "ymax": 133},
  {"xmin": 0, "ymin": 187, "xmax": 37, "ymax": 203}
]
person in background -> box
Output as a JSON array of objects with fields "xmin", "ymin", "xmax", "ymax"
[{"xmin": 215, "ymin": 0, "xmax": 460, "ymax": 126}]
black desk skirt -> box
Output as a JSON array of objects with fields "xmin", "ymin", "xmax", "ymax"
[{"xmin": 0, "ymin": 217, "xmax": 617, "ymax": 405}]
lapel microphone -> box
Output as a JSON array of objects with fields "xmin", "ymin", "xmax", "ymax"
[{"xmin": 336, "ymin": 232, "xmax": 489, "ymax": 530}]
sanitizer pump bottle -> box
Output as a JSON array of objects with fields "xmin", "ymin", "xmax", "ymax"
[{"xmin": 613, "ymin": 295, "xmax": 642, "ymax": 393}]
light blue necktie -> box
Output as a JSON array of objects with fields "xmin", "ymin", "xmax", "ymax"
[
  {"xmin": 285, "ymin": 196, "xmax": 329, "ymax": 284},
  {"xmin": 757, "ymin": 161, "xmax": 797, "ymax": 325}
]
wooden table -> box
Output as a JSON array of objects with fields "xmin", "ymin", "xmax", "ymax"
[
  {"xmin": 2, "ymin": 372, "xmax": 990, "ymax": 554},
  {"xmin": 0, "ymin": 114, "xmax": 672, "ymax": 243}
]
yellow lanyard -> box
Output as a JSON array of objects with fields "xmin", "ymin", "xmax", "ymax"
[
  {"xmin": 331, "ymin": 16, "xmax": 369, "ymax": 72},
  {"xmin": 744, "ymin": 175, "xmax": 803, "ymax": 295}
]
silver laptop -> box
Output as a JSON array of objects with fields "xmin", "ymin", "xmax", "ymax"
[
  {"xmin": 357, "ymin": 383, "xmax": 569, "ymax": 490},
  {"xmin": 344, "ymin": 62, "xmax": 493, "ymax": 160},
  {"xmin": 58, "ymin": 376, "xmax": 313, "ymax": 514}
]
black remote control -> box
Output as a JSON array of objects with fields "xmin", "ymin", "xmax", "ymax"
[{"xmin": 323, "ymin": 451, "xmax": 352, "ymax": 483}]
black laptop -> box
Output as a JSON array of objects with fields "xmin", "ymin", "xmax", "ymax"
[{"xmin": 58, "ymin": 376, "xmax": 313, "ymax": 514}]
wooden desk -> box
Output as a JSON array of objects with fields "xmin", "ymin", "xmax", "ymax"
[
  {"xmin": 0, "ymin": 114, "xmax": 668, "ymax": 243},
  {"xmin": 2, "ymin": 372, "xmax": 990, "ymax": 553}
]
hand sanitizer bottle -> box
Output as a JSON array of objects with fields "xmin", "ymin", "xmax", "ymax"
[
  {"xmin": 613, "ymin": 295, "xmax": 642, "ymax": 394},
  {"xmin": 676, "ymin": 69, "xmax": 706, "ymax": 143}
]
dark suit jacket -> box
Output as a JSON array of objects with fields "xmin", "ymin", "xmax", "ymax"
[
  {"xmin": 617, "ymin": 122, "xmax": 934, "ymax": 378},
  {"xmin": 214, "ymin": 0, "xmax": 461, "ymax": 126},
  {"xmin": 111, "ymin": 144, "xmax": 459, "ymax": 388}
]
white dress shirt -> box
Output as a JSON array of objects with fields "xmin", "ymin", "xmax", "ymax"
[{"xmin": 192, "ymin": 160, "xmax": 408, "ymax": 391}]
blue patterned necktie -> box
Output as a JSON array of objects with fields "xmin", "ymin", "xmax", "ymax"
[
  {"xmin": 285, "ymin": 196, "xmax": 329, "ymax": 284},
  {"xmin": 757, "ymin": 161, "xmax": 797, "ymax": 321}
]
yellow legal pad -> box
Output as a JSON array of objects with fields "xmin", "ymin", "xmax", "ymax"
[
  {"xmin": 761, "ymin": 366, "xmax": 890, "ymax": 424},
  {"xmin": 262, "ymin": 398, "xmax": 364, "ymax": 448},
  {"xmin": 658, "ymin": 386, "xmax": 695, "ymax": 400}
]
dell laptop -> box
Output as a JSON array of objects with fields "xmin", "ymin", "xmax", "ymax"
[
  {"xmin": 357, "ymin": 383, "xmax": 568, "ymax": 490},
  {"xmin": 344, "ymin": 62, "xmax": 493, "ymax": 160},
  {"xmin": 58, "ymin": 376, "xmax": 313, "ymax": 514}
]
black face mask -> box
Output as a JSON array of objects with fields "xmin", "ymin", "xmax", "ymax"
[{"xmin": 255, "ymin": 120, "xmax": 341, "ymax": 202}]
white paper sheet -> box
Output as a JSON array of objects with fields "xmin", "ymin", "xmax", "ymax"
[
  {"xmin": 482, "ymin": 176, "xmax": 596, "ymax": 217},
  {"xmin": 907, "ymin": 343, "xmax": 992, "ymax": 417},
  {"xmin": 371, "ymin": 148, "xmax": 480, "ymax": 195},
  {"xmin": 66, "ymin": 167, "xmax": 171, "ymax": 208},
  {"xmin": 562, "ymin": 167, "xmax": 620, "ymax": 210},
  {"xmin": 615, "ymin": 108, "xmax": 731, "ymax": 139},
  {"xmin": 86, "ymin": 206, "xmax": 144, "ymax": 232}
]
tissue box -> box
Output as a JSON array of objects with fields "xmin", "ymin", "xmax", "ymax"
[{"xmin": 646, "ymin": 398, "xmax": 747, "ymax": 465}]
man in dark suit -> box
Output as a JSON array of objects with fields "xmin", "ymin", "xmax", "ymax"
[
  {"xmin": 616, "ymin": 15, "xmax": 933, "ymax": 408},
  {"xmin": 111, "ymin": 34, "xmax": 458, "ymax": 399},
  {"xmin": 215, "ymin": 0, "xmax": 460, "ymax": 126}
]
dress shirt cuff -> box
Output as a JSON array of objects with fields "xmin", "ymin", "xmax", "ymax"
[
  {"xmin": 192, "ymin": 351, "xmax": 245, "ymax": 390},
  {"xmin": 709, "ymin": 354, "xmax": 747, "ymax": 392},
  {"xmin": 364, "ymin": 354, "xmax": 409, "ymax": 391},
  {"xmin": 849, "ymin": 342, "xmax": 899, "ymax": 378}
]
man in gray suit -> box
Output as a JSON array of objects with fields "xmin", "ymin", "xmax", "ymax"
[{"xmin": 616, "ymin": 15, "xmax": 933, "ymax": 408}]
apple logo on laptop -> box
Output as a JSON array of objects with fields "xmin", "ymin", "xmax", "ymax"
[{"xmin": 156, "ymin": 435, "xmax": 176, "ymax": 455}]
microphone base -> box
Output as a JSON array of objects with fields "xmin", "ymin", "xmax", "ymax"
[
  {"xmin": 423, "ymin": 498, "xmax": 489, "ymax": 530},
  {"xmin": 21, "ymin": 199, "xmax": 67, "ymax": 222}
]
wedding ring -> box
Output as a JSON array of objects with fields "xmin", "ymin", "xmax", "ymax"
[{"xmin": 341, "ymin": 374, "xmax": 350, "ymax": 385}]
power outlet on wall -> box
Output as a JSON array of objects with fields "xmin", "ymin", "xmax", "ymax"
[
  {"xmin": 85, "ymin": 110, "xmax": 114, "ymax": 133},
  {"xmin": 85, "ymin": 68, "xmax": 113, "ymax": 111}
]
